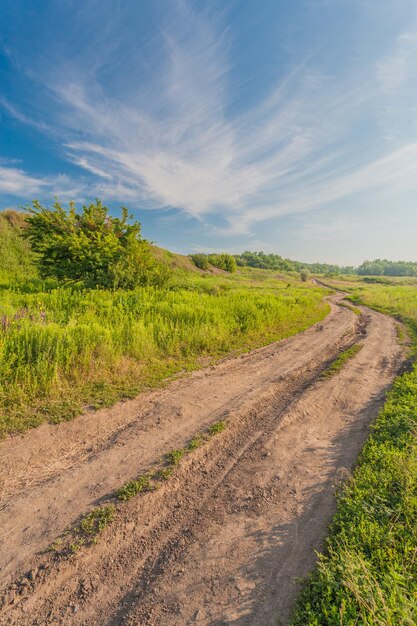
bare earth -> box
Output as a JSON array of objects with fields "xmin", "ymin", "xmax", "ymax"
[{"xmin": 0, "ymin": 294, "xmax": 405, "ymax": 625}]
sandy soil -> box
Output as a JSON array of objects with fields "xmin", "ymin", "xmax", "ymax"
[{"xmin": 0, "ymin": 294, "xmax": 405, "ymax": 625}]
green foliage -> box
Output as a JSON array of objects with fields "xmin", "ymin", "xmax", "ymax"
[
  {"xmin": 0, "ymin": 273, "xmax": 329, "ymax": 436},
  {"xmin": 291, "ymin": 281, "xmax": 417, "ymax": 625},
  {"xmin": 154, "ymin": 467, "xmax": 174, "ymax": 481},
  {"xmin": 58, "ymin": 504, "xmax": 116, "ymax": 553},
  {"xmin": 234, "ymin": 250, "xmax": 356, "ymax": 275},
  {"xmin": 190, "ymin": 253, "xmax": 209, "ymax": 270},
  {"xmin": 79, "ymin": 504, "xmax": 116, "ymax": 537},
  {"xmin": 235, "ymin": 250, "xmax": 295, "ymax": 272},
  {"xmin": 188, "ymin": 433, "xmax": 206, "ymax": 450},
  {"xmin": 0, "ymin": 211, "xmax": 37, "ymax": 284},
  {"xmin": 358, "ymin": 259, "xmax": 417, "ymax": 277},
  {"xmin": 207, "ymin": 253, "xmax": 237, "ymax": 273},
  {"xmin": 116, "ymin": 475, "xmax": 153, "ymax": 501},
  {"xmin": 320, "ymin": 343, "xmax": 362, "ymax": 379},
  {"xmin": 114, "ymin": 420, "xmax": 228, "ymax": 504},
  {"xmin": 207, "ymin": 421, "xmax": 226, "ymax": 435},
  {"xmin": 338, "ymin": 300, "xmax": 362, "ymax": 316},
  {"xmin": 24, "ymin": 200, "xmax": 169, "ymax": 290},
  {"xmin": 166, "ymin": 448, "xmax": 187, "ymax": 466},
  {"xmin": 300, "ymin": 269, "xmax": 310, "ymax": 282}
]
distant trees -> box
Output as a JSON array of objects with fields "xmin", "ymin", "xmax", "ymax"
[
  {"xmin": 190, "ymin": 253, "xmax": 237, "ymax": 272},
  {"xmin": 357, "ymin": 259, "xmax": 417, "ymax": 277},
  {"xmin": 234, "ymin": 251, "xmax": 355, "ymax": 275},
  {"xmin": 193, "ymin": 250, "xmax": 417, "ymax": 279},
  {"xmin": 235, "ymin": 251, "xmax": 294, "ymax": 272},
  {"xmin": 24, "ymin": 200, "xmax": 169, "ymax": 289}
]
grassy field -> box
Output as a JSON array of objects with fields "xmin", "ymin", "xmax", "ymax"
[
  {"xmin": 0, "ymin": 215, "xmax": 330, "ymax": 436},
  {"xmin": 291, "ymin": 277, "xmax": 417, "ymax": 626}
]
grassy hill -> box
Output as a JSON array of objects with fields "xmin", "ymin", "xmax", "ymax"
[{"xmin": 0, "ymin": 210, "xmax": 329, "ymax": 436}]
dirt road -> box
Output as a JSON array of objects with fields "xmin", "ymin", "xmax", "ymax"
[{"xmin": 0, "ymin": 294, "xmax": 405, "ymax": 625}]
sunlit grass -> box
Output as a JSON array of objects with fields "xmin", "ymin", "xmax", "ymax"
[
  {"xmin": 0, "ymin": 270, "xmax": 329, "ymax": 435},
  {"xmin": 291, "ymin": 278, "xmax": 417, "ymax": 625}
]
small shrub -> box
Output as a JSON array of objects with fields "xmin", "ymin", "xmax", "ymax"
[
  {"xmin": 207, "ymin": 254, "xmax": 237, "ymax": 273},
  {"xmin": 190, "ymin": 254, "xmax": 209, "ymax": 270}
]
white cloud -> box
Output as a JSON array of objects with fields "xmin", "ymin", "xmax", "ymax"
[
  {"xmin": 0, "ymin": 166, "xmax": 86, "ymax": 201},
  {"xmin": 3, "ymin": 1, "xmax": 417, "ymax": 238},
  {"xmin": 0, "ymin": 166, "xmax": 47, "ymax": 195}
]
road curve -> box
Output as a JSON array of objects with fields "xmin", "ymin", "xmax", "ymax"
[{"xmin": 0, "ymin": 294, "xmax": 405, "ymax": 625}]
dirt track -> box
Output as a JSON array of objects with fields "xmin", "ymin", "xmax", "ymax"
[{"xmin": 0, "ymin": 294, "xmax": 405, "ymax": 625}]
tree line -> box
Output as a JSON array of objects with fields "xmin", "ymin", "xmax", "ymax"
[{"xmin": 233, "ymin": 251, "xmax": 356, "ymax": 275}]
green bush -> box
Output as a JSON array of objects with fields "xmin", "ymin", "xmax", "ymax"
[
  {"xmin": 207, "ymin": 253, "xmax": 237, "ymax": 273},
  {"xmin": 190, "ymin": 254, "xmax": 209, "ymax": 270},
  {"xmin": 0, "ymin": 212, "xmax": 37, "ymax": 284},
  {"xmin": 24, "ymin": 200, "xmax": 169, "ymax": 290}
]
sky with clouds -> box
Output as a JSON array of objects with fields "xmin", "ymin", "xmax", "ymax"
[{"xmin": 1, "ymin": 0, "xmax": 417, "ymax": 264}]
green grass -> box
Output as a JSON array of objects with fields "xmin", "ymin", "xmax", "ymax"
[
  {"xmin": 116, "ymin": 420, "xmax": 228, "ymax": 501},
  {"xmin": 187, "ymin": 433, "xmax": 206, "ymax": 450},
  {"xmin": 291, "ymin": 279, "xmax": 417, "ymax": 625},
  {"xmin": 207, "ymin": 420, "xmax": 226, "ymax": 435},
  {"xmin": 339, "ymin": 300, "xmax": 362, "ymax": 316},
  {"xmin": 320, "ymin": 344, "xmax": 363, "ymax": 380},
  {"xmin": 116, "ymin": 475, "xmax": 154, "ymax": 501},
  {"xmin": 166, "ymin": 448, "xmax": 188, "ymax": 466},
  {"xmin": 50, "ymin": 504, "xmax": 116, "ymax": 554},
  {"xmin": 0, "ymin": 262, "xmax": 330, "ymax": 436},
  {"xmin": 79, "ymin": 504, "xmax": 116, "ymax": 538}
]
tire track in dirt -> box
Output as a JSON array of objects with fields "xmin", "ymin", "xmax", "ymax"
[
  {"xmin": 0, "ymin": 296, "xmax": 405, "ymax": 625},
  {"xmin": 0, "ymin": 295, "xmax": 350, "ymax": 585}
]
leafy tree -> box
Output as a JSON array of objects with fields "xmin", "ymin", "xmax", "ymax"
[
  {"xmin": 300, "ymin": 269, "xmax": 310, "ymax": 282},
  {"xmin": 24, "ymin": 200, "xmax": 169, "ymax": 289}
]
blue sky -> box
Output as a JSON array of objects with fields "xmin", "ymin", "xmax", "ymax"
[{"xmin": 1, "ymin": 0, "xmax": 417, "ymax": 265}]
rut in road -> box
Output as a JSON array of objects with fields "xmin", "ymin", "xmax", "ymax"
[
  {"xmin": 0, "ymin": 294, "xmax": 350, "ymax": 585},
  {"xmin": 0, "ymin": 296, "xmax": 405, "ymax": 625}
]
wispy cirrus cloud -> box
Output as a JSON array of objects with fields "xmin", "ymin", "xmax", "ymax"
[
  {"xmin": 2, "ymin": 0, "xmax": 417, "ymax": 238},
  {"xmin": 0, "ymin": 165, "xmax": 87, "ymax": 201}
]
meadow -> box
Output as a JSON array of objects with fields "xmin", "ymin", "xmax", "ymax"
[
  {"xmin": 291, "ymin": 277, "xmax": 417, "ymax": 625},
  {"xmin": 0, "ymin": 212, "xmax": 329, "ymax": 436}
]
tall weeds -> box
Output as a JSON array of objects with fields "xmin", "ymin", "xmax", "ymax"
[{"xmin": 0, "ymin": 273, "xmax": 329, "ymax": 435}]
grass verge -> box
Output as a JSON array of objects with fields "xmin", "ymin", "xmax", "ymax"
[
  {"xmin": 0, "ymin": 270, "xmax": 330, "ymax": 437},
  {"xmin": 291, "ymin": 280, "xmax": 417, "ymax": 625}
]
